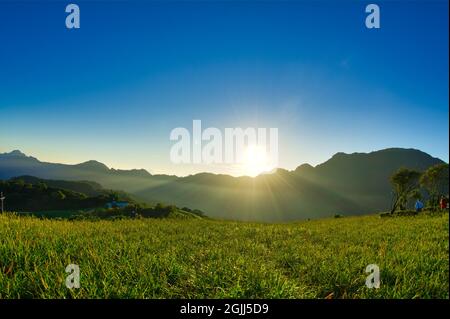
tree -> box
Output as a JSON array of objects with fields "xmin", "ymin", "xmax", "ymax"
[
  {"xmin": 390, "ymin": 168, "xmax": 421, "ymax": 213},
  {"xmin": 51, "ymin": 190, "xmax": 66, "ymax": 200},
  {"xmin": 107, "ymin": 191, "xmax": 119, "ymax": 202},
  {"xmin": 420, "ymin": 163, "xmax": 449, "ymax": 209}
]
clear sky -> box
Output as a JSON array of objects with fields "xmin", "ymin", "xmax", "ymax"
[{"xmin": 0, "ymin": 0, "xmax": 448, "ymax": 176}]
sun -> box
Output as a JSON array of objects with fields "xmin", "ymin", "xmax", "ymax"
[{"xmin": 241, "ymin": 145, "xmax": 276, "ymax": 177}]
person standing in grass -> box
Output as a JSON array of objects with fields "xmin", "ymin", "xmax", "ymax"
[
  {"xmin": 440, "ymin": 196, "xmax": 448, "ymax": 210},
  {"xmin": 415, "ymin": 199, "xmax": 424, "ymax": 213}
]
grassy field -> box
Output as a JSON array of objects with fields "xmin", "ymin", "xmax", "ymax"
[{"xmin": 0, "ymin": 212, "xmax": 448, "ymax": 299}]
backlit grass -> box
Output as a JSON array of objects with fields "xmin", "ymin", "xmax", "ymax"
[{"xmin": 0, "ymin": 212, "xmax": 448, "ymax": 298}]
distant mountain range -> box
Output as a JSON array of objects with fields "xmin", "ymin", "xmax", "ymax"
[{"xmin": 0, "ymin": 148, "xmax": 446, "ymax": 221}]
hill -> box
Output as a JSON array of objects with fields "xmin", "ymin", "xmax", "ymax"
[
  {"xmin": 0, "ymin": 148, "xmax": 446, "ymax": 221},
  {"xmin": 0, "ymin": 150, "xmax": 175, "ymax": 194},
  {"xmin": 9, "ymin": 175, "xmax": 104, "ymax": 197},
  {"xmin": 133, "ymin": 148, "xmax": 445, "ymax": 221},
  {"xmin": 0, "ymin": 176, "xmax": 205, "ymax": 220},
  {"xmin": 0, "ymin": 177, "xmax": 113, "ymax": 212}
]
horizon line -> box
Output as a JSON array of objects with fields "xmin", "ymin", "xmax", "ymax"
[{"xmin": 0, "ymin": 147, "xmax": 447, "ymax": 179}]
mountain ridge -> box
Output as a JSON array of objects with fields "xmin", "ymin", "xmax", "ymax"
[
  {"xmin": 1, "ymin": 147, "xmax": 445, "ymax": 179},
  {"xmin": 0, "ymin": 148, "xmax": 446, "ymax": 221}
]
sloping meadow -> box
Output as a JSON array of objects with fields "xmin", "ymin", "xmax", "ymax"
[{"xmin": 0, "ymin": 212, "xmax": 448, "ymax": 298}]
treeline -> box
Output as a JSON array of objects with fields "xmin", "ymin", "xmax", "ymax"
[
  {"xmin": 75, "ymin": 203, "xmax": 207, "ymax": 220},
  {"xmin": 390, "ymin": 163, "xmax": 449, "ymax": 213},
  {"xmin": 9, "ymin": 175, "xmax": 104, "ymax": 196},
  {"xmin": 0, "ymin": 176, "xmax": 207, "ymax": 220},
  {"xmin": 0, "ymin": 177, "xmax": 132, "ymax": 212}
]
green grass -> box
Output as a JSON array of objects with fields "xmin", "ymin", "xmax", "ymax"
[{"xmin": 0, "ymin": 212, "xmax": 448, "ymax": 299}]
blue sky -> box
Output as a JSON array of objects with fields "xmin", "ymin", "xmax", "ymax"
[{"xmin": 0, "ymin": 0, "xmax": 448, "ymax": 176}]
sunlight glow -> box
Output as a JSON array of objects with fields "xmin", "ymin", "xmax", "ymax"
[{"xmin": 241, "ymin": 145, "xmax": 276, "ymax": 177}]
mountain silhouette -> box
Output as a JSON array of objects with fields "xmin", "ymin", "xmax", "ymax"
[
  {"xmin": 0, "ymin": 148, "xmax": 445, "ymax": 221},
  {"xmin": 0, "ymin": 150, "xmax": 172, "ymax": 195}
]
